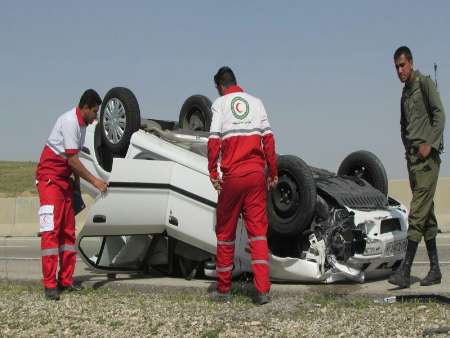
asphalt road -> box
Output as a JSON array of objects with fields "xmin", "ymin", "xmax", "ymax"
[{"xmin": 1, "ymin": 234, "xmax": 449, "ymax": 297}]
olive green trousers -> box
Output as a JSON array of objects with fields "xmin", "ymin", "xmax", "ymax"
[{"xmin": 406, "ymin": 150, "xmax": 441, "ymax": 242}]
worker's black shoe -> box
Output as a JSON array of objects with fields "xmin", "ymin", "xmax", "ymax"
[
  {"xmin": 388, "ymin": 240, "xmax": 418, "ymax": 288},
  {"xmin": 58, "ymin": 283, "xmax": 84, "ymax": 293},
  {"xmin": 420, "ymin": 238, "xmax": 442, "ymax": 286},
  {"xmin": 209, "ymin": 290, "xmax": 231, "ymax": 302},
  {"xmin": 44, "ymin": 288, "xmax": 60, "ymax": 301},
  {"xmin": 254, "ymin": 292, "xmax": 270, "ymax": 305}
]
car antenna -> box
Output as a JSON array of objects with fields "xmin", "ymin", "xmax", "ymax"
[{"xmin": 434, "ymin": 62, "xmax": 439, "ymax": 91}]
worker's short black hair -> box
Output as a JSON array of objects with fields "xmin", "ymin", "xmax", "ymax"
[
  {"xmin": 214, "ymin": 66, "xmax": 237, "ymax": 88},
  {"xmin": 394, "ymin": 46, "xmax": 413, "ymax": 62},
  {"xmin": 79, "ymin": 89, "xmax": 102, "ymax": 108}
]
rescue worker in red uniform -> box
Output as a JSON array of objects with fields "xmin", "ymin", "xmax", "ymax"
[
  {"xmin": 207, "ymin": 67, "xmax": 278, "ymax": 305},
  {"xmin": 36, "ymin": 89, "xmax": 108, "ymax": 300}
]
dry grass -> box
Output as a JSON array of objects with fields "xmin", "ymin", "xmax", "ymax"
[{"xmin": 0, "ymin": 281, "xmax": 449, "ymax": 337}]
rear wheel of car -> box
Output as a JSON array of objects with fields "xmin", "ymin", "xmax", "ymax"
[
  {"xmin": 337, "ymin": 150, "xmax": 388, "ymax": 196},
  {"xmin": 267, "ymin": 155, "xmax": 317, "ymax": 236},
  {"xmin": 179, "ymin": 95, "xmax": 212, "ymax": 132},
  {"xmin": 100, "ymin": 87, "xmax": 141, "ymax": 155}
]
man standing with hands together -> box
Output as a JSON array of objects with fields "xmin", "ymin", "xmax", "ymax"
[{"xmin": 208, "ymin": 67, "xmax": 278, "ymax": 305}]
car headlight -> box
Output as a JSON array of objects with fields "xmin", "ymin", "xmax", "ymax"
[
  {"xmin": 363, "ymin": 238, "xmax": 383, "ymax": 256},
  {"xmin": 357, "ymin": 220, "xmax": 376, "ymax": 235}
]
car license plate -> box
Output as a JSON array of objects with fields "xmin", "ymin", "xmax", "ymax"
[{"xmin": 385, "ymin": 239, "xmax": 407, "ymax": 256}]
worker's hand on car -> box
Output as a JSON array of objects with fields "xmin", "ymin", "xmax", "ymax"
[
  {"xmin": 210, "ymin": 177, "xmax": 222, "ymax": 192},
  {"xmin": 267, "ymin": 176, "xmax": 278, "ymax": 190},
  {"xmin": 418, "ymin": 144, "xmax": 432, "ymax": 159},
  {"xmin": 93, "ymin": 178, "xmax": 108, "ymax": 193}
]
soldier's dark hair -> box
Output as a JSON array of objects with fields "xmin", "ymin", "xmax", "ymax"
[
  {"xmin": 394, "ymin": 46, "xmax": 413, "ymax": 62},
  {"xmin": 79, "ymin": 89, "xmax": 102, "ymax": 108},
  {"xmin": 214, "ymin": 66, "xmax": 237, "ymax": 88}
]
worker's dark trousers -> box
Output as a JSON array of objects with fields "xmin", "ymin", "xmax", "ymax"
[
  {"xmin": 37, "ymin": 179, "xmax": 77, "ymax": 289},
  {"xmin": 215, "ymin": 171, "xmax": 271, "ymax": 294},
  {"xmin": 406, "ymin": 150, "xmax": 441, "ymax": 242}
]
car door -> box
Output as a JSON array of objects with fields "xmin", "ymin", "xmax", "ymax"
[
  {"xmin": 165, "ymin": 161, "xmax": 218, "ymax": 255},
  {"xmin": 77, "ymin": 158, "xmax": 173, "ymax": 273},
  {"xmin": 77, "ymin": 157, "xmax": 219, "ymax": 274}
]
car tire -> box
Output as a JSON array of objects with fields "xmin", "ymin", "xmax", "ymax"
[
  {"xmin": 267, "ymin": 155, "xmax": 317, "ymax": 236},
  {"xmin": 94, "ymin": 124, "xmax": 113, "ymax": 172},
  {"xmin": 337, "ymin": 150, "xmax": 388, "ymax": 196},
  {"xmin": 179, "ymin": 95, "xmax": 212, "ymax": 132},
  {"xmin": 100, "ymin": 87, "xmax": 141, "ymax": 155}
]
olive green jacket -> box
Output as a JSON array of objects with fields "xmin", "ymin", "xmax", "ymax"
[{"xmin": 400, "ymin": 70, "xmax": 445, "ymax": 153}]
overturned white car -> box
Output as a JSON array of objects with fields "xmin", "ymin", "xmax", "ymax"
[{"xmin": 77, "ymin": 87, "xmax": 408, "ymax": 283}]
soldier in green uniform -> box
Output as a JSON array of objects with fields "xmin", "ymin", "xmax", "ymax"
[{"xmin": 389, "ymin": 46, "xmax": 446, "ymax": 288}]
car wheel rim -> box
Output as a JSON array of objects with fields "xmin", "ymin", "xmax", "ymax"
[
  {"xmin": 271, "ymin": 172, "xmax": 299, "ymax": 218},
  {"xmin": 103, "ymin": 98, "xmax": 126, "ymax": 144},
  {"xmin": 187, "ymin": 109, "xmax": 206, "ymax": 131}
]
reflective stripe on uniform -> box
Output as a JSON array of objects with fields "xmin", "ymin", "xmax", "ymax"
[
  {"xmin": 59, "ymin": 244, "xmax": 76, "ymax": 253},
  {"xmin": 209, "ymin": 132, "xmax": 221, "ymax": 139},
  {"xmin": 262, "ymin": 128, "xmax": 273, "ymax": 136},
  {"xmin": 221, "ymin": 127, "xmax": 271, "ymax": 138},
  {"xmin": 216, "ymin": 265, "xmax": 233, "ymax": 273},
  {"xmin": 217, "ymin": 240, "xmax": 235, "ymax": 246},
  {"xmin": 222, "ymin": 130, "xmax": 265, "ymax": 141},
  {"xmin": 251, "ymin": 259, "xmax": 269, "ymax": 265},
  {"xmin": 249, "ymin": 236, "xmax": 267, "ymax": 242},
  {"xmin": 41, "ymin": 248, "xmax": 59, "ymax": 256}
]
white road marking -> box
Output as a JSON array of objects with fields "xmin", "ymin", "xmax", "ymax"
[
  {"xmin": 0, "ymin": 257, "xmax": 81, "ymax": 261},
  {"xmin": 1, "ymin": 237, "xmax": 40, "ymax": 241},
  {"xmin": 419, "ymin": 244, "xmax": 450, "ymax": 247},
  {"xmin": 0, "ymin": 257, "xmax": 40, "ymax": 261}
]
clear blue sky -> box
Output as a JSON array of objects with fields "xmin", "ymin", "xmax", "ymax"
[{"xmin": 1, "ymin": 0, "xmax": 449, "ymax": 178}]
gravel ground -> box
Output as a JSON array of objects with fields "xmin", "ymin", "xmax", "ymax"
[{"xmin": 0, "ymin": 281, "xmax": 449, "ymax": 337}]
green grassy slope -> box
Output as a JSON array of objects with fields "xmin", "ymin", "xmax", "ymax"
[{"xmin": 0, "ymin": 161, "xmax": 37, "ymax": 197}]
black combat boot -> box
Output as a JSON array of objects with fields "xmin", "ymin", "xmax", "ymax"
[
  {"xmin": 420, "ymin": 238, "xmax": 442, "ymax": 286},
  {"xmin": 388, "ymin": 240, "xmax": 418, "ymax": 288}
]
